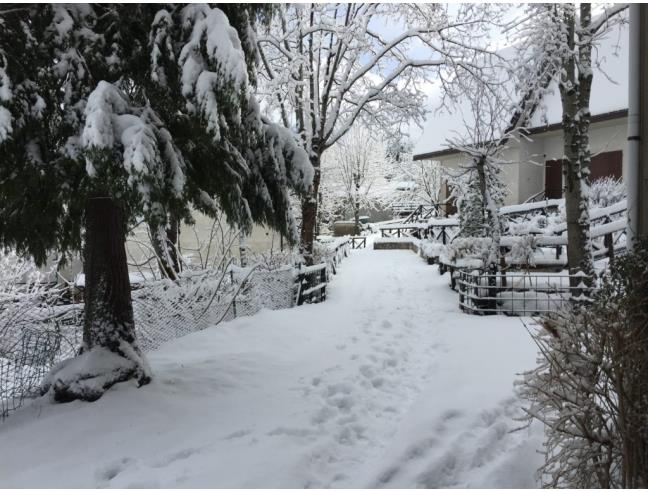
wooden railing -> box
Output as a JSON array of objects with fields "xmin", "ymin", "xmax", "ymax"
[
  {"xmin": 350, "ymin": 236, "xmax": 367, "ymax": 249},
  {"xmin": 295, "ymin": 263, "xmax": 328, "ymax": 305}
]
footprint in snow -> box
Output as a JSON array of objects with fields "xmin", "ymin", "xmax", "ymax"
[{"xmin": 95, "ymin": 457, "xmax": 136, "ymax": 485}]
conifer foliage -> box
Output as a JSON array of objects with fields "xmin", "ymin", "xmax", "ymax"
[{"xmin": 0, "ymin": 4, "xmax": 311, "ymax": 401}]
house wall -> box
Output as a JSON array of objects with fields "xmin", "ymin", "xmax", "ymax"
[
  {"xmin": 125, "ymin": 212, "xmax": 285, "ymax": 273},
  {"xmin": 429, "ymin": 146, "xmax": 521, "ymax": 208},
  {"xmin": 423, "ymin": 116, "xmax": 628, "ymax": 212},
  {"xmin": 536, "ymin": 118, "xmax": 628, "ymax": 180}
]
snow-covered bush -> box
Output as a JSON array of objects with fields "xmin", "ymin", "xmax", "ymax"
[
  {"xmin": 445, "ymin": 237, "xmax": 492, "ymax": 266},
  {"xmin": 508, "ymin": 235, "xmax": 537, "ymax": 267},
  {"xmin": 419, "ymin": 240, "xmax": 446, "ymax": 261},
  {"xmin": 0, "ymin": 250, "xmax": 45, "ymax": 301},
  {"xmin": 246, "ymin": 249, "xmax": 302, "ymax": 272},
  {"xmin": 518, "ymin": 239, "xmax": 648, "ymax": 488},
  {"xmin": 589, "ymin": 177, "xmax": 625, "ymax": 208}
]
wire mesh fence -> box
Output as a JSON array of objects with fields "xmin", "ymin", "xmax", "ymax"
[
  {"xmin": 0, "ymin": 265, "xmax": 299, "ymax": 421},
  {"xmin": 457, "ymin": 270, "xmax": 596, "ymax": 316}
]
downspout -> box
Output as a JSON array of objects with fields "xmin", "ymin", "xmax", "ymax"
[{"xmin": 626, "ymin": 4, "xmax": 641, "ymax": 250}]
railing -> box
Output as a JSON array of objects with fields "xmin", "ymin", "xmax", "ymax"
[
  {"xmin": 294, "ymin": 263, "xmax": 328, "ymax": 305},
  {"xmin": 457, "ymin": 270, "xmax": 595, "ymax": 316},
  {"xmin": 402, "ymin": 204, "xmax": 445, "ymax": 223},
  {"xmin": 350, "ymin": 236, "xmax": 367, "ymax": 249}
]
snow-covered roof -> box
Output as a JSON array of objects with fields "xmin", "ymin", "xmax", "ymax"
[{"xmin": 413, "ymin": 22, "xmax": 628, "ymax": 159}]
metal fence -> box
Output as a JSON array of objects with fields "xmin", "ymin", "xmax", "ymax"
[
  {"xmin": 0, "ymin": 261, "xmax": 334, "ymax": 421},
  {"xmin": 0, "ymin": 237, "xmax": 357, "ymax": 422},
  {"xmin": 456, "ymin": 270, "xmax": 595, "ymax": 316}
]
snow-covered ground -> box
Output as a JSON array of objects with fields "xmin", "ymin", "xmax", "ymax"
[{"xmin": 0, "ymin": 247, "xmax": 543, "ymax": 488}]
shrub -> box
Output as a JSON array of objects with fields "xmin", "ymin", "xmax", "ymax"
[{"xmin": 518, "ymin": 239, "xmax": 648, "ymax": 488}]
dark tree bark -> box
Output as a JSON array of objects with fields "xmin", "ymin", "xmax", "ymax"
[
  {"xmin": 353, "ymin": 173, "xmax": 361, "ymax": 235},
  {"xmin": 42, "ymin": 195, "xmax": 151, "ymax": 402}
]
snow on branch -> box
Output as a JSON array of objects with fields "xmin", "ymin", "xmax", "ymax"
[
  {"xmin": 82, "ymin": 81, "xmax": 186, "ymax": 223},
  {"xmin": 257, "ymin": 3, "xmax": 501, "ymax": 156},
  {"xmin": 177, "ymin": 5, "xmax": 250, "ymax": 143}
]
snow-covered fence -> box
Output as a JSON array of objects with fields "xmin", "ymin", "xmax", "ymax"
[
  {"xmin": 0, "ymin": 266, "xmax": 296, "ymax": 421},
  {"xmin": 0, "ymin": 301, "xmax": 82, "ymax": 420},
  {"xmin": 456, "ymin": 270, "xmax": 595, "ymax": 316},
  {"xmin": 132, "ymin": 267, "xmax": 296, "ymax": 352},
  {"xmin": 0, "ymin": 245, "xmax": 355, "ymax": 421},
  {"xmin": 294, "ymin": 263, "xmax": 328, "ymax": 305},
  {"xmin": 314, "ymin": 236, "xmax": 350, "ymax": 275}
]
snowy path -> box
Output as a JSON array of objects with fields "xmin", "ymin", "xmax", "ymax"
[{"xmin": 0, "ymin": 248, "xmax": 543, "ymax": 488}]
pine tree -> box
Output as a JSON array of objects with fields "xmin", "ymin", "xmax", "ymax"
[{"xmin": 0, "ymin": 4, "xmax": 311, "ymax": 401}]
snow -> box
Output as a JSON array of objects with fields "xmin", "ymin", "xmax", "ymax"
[
  {"xmin": 499, "ymin": 199, "xmax": 564, "ymax": 216},
  {"xmin": 0, "ymin": 106, "xmax": 11, "ymax": 142},
  {"xmin": 0, "ymin": 248, "xmax": 542, "ymax": 488}
]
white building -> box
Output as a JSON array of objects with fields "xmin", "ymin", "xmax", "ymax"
[{"xmin": 413, "ymin": 110, "xmax": 627, "ymax": 209}]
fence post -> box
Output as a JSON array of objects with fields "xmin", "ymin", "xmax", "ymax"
[
  {"xmin": 296, "ymin": 270, "xmax": 305, "ymax": 306},
  {"xmin": 487, "ymin": 265, "xmax": 498, "ymax": 313},
  {"xmin": 229, "ymin": 270, "xmax": 238, "ymax": 317},
  {"xmin": 320, "ymin": 266, "xmax": 327, "ymax": 302}
]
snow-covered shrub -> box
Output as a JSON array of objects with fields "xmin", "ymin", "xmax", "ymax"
[
  {"xmin": 508, "ymin": 235, "xmax": 537, "ymax": 267},
  {"xmin": 419, "ymin": 240, "xmax": 446, "ymax": 260},
  {"xmin": 246, "ymin": 249, "xmax": 301, "ymax": 271},
  {"xmin": 445, "ymin": 237, "xmax": 492, "ymax": 267},
  {"xmin": 0, "ymin": 250, "xmax": 45, "ymax": 301},
  {"xmin": 589, "ymin": 176, "xmax": 625, "ymax": 209},
  {"xmin": 518, "ymin": 239, "xmax": 648, "ymax": 488}
]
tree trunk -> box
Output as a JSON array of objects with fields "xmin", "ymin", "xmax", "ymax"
[
  {"xmin": 300, "ymin": 152, "xmax": 321, "ymax": 265},
  {"xmin": 476, "ymin": 156, "xmax": 502, "ymax": 270},
  {"xmin": 151, "ymin": 218, "xmax": 181, "ymax": 281},
  {"xmin": 353, "ymin": 175, "xmax": 361, "ymax": 235},
  {"xmin": 238, "ymin": 231, "xmax": 249, "ymax": 267},
  {"xmin": 42, "ymin": 195, "xmax": 151, "ymax": 402},
  {"xmin": 560, "ymin": 5, "xmax": 594, "ymax": 288}
]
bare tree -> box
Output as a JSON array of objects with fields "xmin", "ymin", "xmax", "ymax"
[
  {"xmin": 258, "ymin": 3, "xmax": 501, "ymax": 262},
  {"xmin": 328, "ymin": 127, "xmax": 383, "ymax": 234}
]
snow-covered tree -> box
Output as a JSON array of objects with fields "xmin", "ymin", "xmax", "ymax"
[
  {"xmin": 257, "ymin": 3, "xmax": 501, "ymax": 262},
  {"xmin": 325, "ymin": 126, "xmax": 385, "ymax": 233},
  {"xmin": 512, "ymin": 3, "xmax": 628, "ymax": 283},
  {"xmin": 0, "ymin": 4, "xmax": 311, "ymax": 401},
  {"xmin": 448, "ymin": 113, "xmax": 509, "ymax": 268}
]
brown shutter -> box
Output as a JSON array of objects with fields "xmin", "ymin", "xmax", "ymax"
[
  {"xmin": 589, "ymin": 150, "xmax": 622, "ymax": 182},
  {"xmin": 545, "ymin": 159, "xmax": 563, "ymax": 199}
]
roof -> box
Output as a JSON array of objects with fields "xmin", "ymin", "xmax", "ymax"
[
  {"xmin": 413, "ymin": 21, "xmax": 629, "ymax": 160},
  {"xmin": 413, "ymin": 109, "xmax": 628, "ymax": 161}
]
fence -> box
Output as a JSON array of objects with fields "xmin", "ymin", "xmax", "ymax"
[
  {"xmin": 0, "ymin": 245, "xmax": 353, "ymax": 421},
  {"xmin": 350, "ymin": 236, "xmax": 367, "ymax": 249},
  {"xmin": 456, "ymin": 270, "xmax": 595, "ymax": 316}
]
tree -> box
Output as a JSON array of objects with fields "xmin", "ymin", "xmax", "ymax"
[
  {"xmin": 512, "ymin": 3, "xmax": 628, "ymax": 283},
  {"xmin": 327, "ymin": 126, "xmax": 384, "ymax": 233},
  {"xmin": 0, "ymin": 4, "xmax": 311, "ymax": 401},
  {"xmin": 257, "ymin": 3, "xmax": 499, "ymax": 263},
  {"xmin": 446, "ymin": 83, "xmax": 513, "ymax": 270}
]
